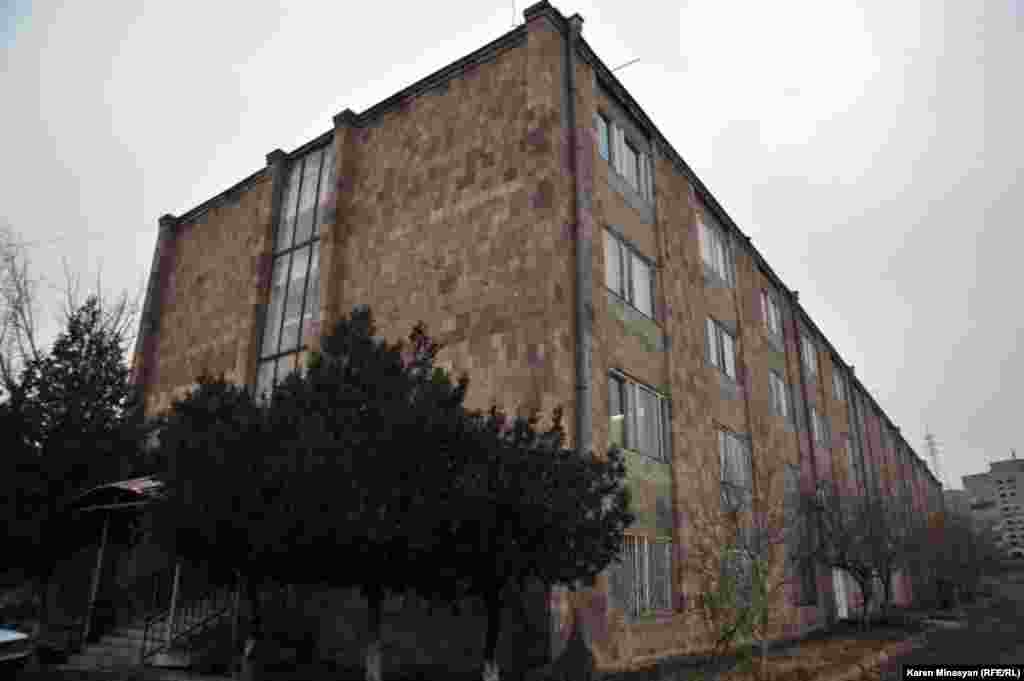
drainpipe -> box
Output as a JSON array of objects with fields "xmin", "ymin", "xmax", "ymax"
[{"xmin": 564, "ymin": 13, "xmax": 592, "ymax": 458}]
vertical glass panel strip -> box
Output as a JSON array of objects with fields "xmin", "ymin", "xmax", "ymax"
[
  {"xmin": 301, "ymin": 241, "xmax": 321, "ymax": 347},
  {"xmin": 315, "ymin": 143, "xmax": 336, "ymax": 236},
  {"xmin": 279, "ymin": 246, "xmax": 310, "ymax": 353},
  {"xmin": 293, "ymin": 150, "xmax": 322, "ymax": 245},
  {"xmin": 261, "ymin": 256, "xmax": 291, "ymax": 359},
  {"xmin": 256, "ymin": 360, "xmax": 275, "ymax": 402},
  {"xmin": 275, "ymin": 162, "xmax": 302, "ymax": 254}
]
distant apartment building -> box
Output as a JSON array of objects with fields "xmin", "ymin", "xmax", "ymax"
[
  {"xmin": 130, "ymin": 1, "xmax": 945, "ymax": 671},
  {"xmin": 943, "ymin": 489, "xmax": 971, "ymax": 520},
  {"xmin": 963, "ymin": 457, "xmax": 1024, "ymax": 558}
]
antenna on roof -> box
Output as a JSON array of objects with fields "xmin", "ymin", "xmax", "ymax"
[{"xmin": 612, "ymin": 58, "xmax": 641, "ymax": 73}]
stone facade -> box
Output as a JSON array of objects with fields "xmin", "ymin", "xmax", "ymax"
[{"xmin": 134, "ymin": 0, "xmax": 945, "ymax": 672}]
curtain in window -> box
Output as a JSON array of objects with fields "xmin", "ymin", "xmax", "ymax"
[
  {"xmin": 609, "ymin": 376, "xmax": 625, "ymax": 448},
  {"xmin": 632, "ymin": 256, "xmax": 652, "ymax": 317},
  {"xmin": 605, "ymin": 230, "xmax": 622, "ymax": 294},
  {"xmin": 614, "ymin": 126, "xmax": 627, "ymax": 178},
  {"xmin": 595, "ymin": 114, "xmax": 609, "ymax": 161},
  {"xmin": 720, "ymin": 330, "xmax": 736, "ymax": 379},
  {"xmin": 636, "ymin": 387, "xmax": 662, "ymax": 459}
]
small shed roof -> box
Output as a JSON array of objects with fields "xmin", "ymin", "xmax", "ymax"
[{"xmin": 69, "ymin": 476, "xmax": 165, "ymax": 512}]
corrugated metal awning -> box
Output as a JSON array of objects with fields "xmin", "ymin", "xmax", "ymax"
[{"xmin": 70, "ymin": 475, "xmax": 165, "ymax": 512}]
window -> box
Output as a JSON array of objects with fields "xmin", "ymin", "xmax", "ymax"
[
  {"xmin": 761, "ymin": 289, "xmax": 783, "ymax": 338},
  {"xmin": 768, "ymin": 371, "xmax": 789, "ymax": 420},
  {"xmin": 608, "ymin": 372, "xmax": 671, "ymax": 462},
  {"xmin": 832, "ymin": 369, "xmax": 846, "ymax": 402},
  {"xmin": 595, "ymin": 113, "xmax": 610, "ymax": 162},
  {"xmin": 698, "ymin": 215, "xmax": 733, "ymax": 285},
  {"xmin": 597, "ymin": 114, "xmax": 654, "ymax": 201},
  {"xmin": 719, "ymin": 429, "xmax": 752, "ymax": 511},
  {"xmin": 604, "ymin": 229, "xmax": 655, "ymax": 318},
  {"xmin": 706, "ymin": 318, "xmax": 737, "ymax": 381},
  {"xmin": 621, "ymin": 139, "xmax": 639, "ymax": 190},
  {"xmin": 846, "ymin": 435, "xmax": 859, "ymax": 487},
  {"xmin": 256, "ymin": 143, "xmax": 336, "ymax": 400},
  {"xmin": 612, "ymin": 536, "xmax": 673, "ymax": 617},
  {"xmin": 810, "ymin": 406, "xmax": 828, "ymax": 444},
  {"xmin": 800, "ymin": 335, "xmax": 818, "ymax": 379}
]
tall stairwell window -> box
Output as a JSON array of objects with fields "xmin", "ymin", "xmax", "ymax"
[{"xmin": 256, "ymin": 142, "xmax": 336, "ymax": 400}]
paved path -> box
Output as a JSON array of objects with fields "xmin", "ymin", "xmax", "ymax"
[{"xmin": 877, "ymin": 576, "xmax": 1024, "ymax": 678}]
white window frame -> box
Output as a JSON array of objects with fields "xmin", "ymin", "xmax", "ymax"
[
  {"xmin": 622, "ymin": 535, "xmax": 673, "ymax": 617},
  {"xmin": 706, "ymin": 317, "xmax": 737, "ymax": 381},
  {"xmin": 698, "ymin": 215, "xmax": 733, "ymax": 285},
  {"xmin": 846, "ymin": 435, "xmax": 859, "ymax": 487},
  {"xmin": 605, "ymin": 228, "xmax": 656, "ymax": 319},
  {"xmin": 810, "ymin": 406, "xmax": 828, "ymax": 444},
  {"xmin": 719, "ymin": 428, "xmax": 752, "ymax": 511},
  {"xmin": 761, "ymin": 289, "xmax": 783, "ymax": 338},
  {"xmin": 832, "ymin": 369, "xmax": 846, "ymax": 402},
  {"xmin": 800, "ymin": 335, "xmax": 818, "ymax": 379},
  {"xmin": 608, "ymin": 372, "xmax": 671, "ymax": 462},
  {"xmin": 768, "ymin": 370, "xmax": 789, "ymax": 420},
  {"xmin": 599, "ymin": 114, "xmax": 653, "ymax": 202},
  {"xmin": 595, "ymin": 113, "xmax": 611, "ymax": 162}
]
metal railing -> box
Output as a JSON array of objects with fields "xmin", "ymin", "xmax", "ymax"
[{"xmin": 140, "ymin": 563, "xmax": 237, "ymax": 665}]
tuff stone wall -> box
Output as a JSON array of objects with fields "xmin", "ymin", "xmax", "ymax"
[
  {"xmin": 145, "ymin": 173, "xmax": 275, "ymax": 416},
  {"xmin": 135, "ymin": 0, "xmax": 944, "ymax": 671},
  {"xmin": 323, "ymin": 13, "xmax": 575, "ymax": 428}
]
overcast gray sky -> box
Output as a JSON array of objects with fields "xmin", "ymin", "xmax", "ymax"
[{"xmin": 3, "ymin": 1, "xmax": 1021, "ymax": 489}]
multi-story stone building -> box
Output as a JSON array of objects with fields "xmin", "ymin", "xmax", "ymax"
[
  {"xmin": 963, "ymin": 457, "xmax": 1024, "ymax": 558},
  {"xmin": 130, "ymin": 1, "xmax": 945, "ymax": 671}
]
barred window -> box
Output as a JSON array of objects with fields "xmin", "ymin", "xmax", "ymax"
[{"xmin": 611, "ymin": 535, "xmax": 673, "ymax": 617}]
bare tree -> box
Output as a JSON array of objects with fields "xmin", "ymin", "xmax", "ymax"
[
  {"xmin": 0, "ymin": 222, "xmax": 44, "ymax": 394},
  {"xmin": 0, "ymin": 223, "xmax": 143, "ymax": 398},
  {"xmin": 681, "ymin": 433, "xmax": 807, "ymax": 679},
  {"xmin": 802, "ymin": 484, "xmax": 916, "ymax": 630}
]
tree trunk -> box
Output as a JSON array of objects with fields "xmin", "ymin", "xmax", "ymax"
[
  {"xmin": 240, "ymin": 577, "xmax": 262, "ymax": 681},
  {"xmin": 860, "ymin": 580, "xmax": 872, "ymax": 631},
  {"xmin": 482, "ymin": 585, "xmax": 504, "ymax": 681},
  {"xmin": 30, "ymin": 576, "xmax": 49, "ymax": 640},
  {"xmin": 365, "ymin": 585, "xmax": 384, "ymax": 681}
]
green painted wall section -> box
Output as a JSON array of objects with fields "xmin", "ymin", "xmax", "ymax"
[
  {"xmin": 608, "ymin": 292, "xmax": 665, "ymax": 353},
  {"xmin": 621, "ymin": 448, "xmax": 674, "ymax": 537}
]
